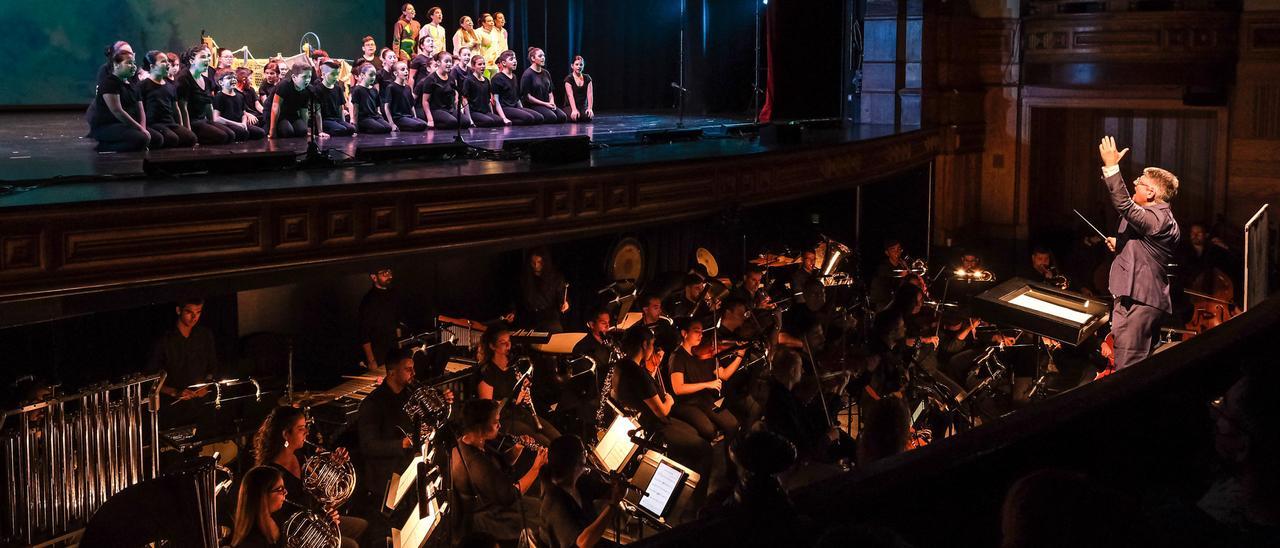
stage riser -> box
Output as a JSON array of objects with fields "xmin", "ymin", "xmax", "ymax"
[{"xmin": 0, "ymin": 130, "xmax": 941, "ymax": 313}]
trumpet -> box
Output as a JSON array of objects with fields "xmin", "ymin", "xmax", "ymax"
[
  {"xmin": 953, "ymin": 268, "xmax": 995, "ymax": 282},
  {"xmin": 301, "ymin": 440, "xmax": 357, "ymax": 508},
  {"xmin": 894, "ymin": 255, "xmax": 929, "ymax": 277},
  {"xmin": 1046, "ymin": 266, "xmax": 1069, "ymax": 290}
]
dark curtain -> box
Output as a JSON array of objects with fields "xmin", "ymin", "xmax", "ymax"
[{"xmin": 763, "ymin": 0, "xmax": 845, "ymax": 120}]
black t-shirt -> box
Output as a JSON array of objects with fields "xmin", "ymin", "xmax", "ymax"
[
  {"xmin": 358, "ymin": 287, "xmax": 401, "ymax": 365},
  {"xmin": 612, "ymin": 359, "xmax": 661, "ymax": 426},
  {"xmin": 311, "ymin": 81, "xmax": 347, "ymax": 119},
  {"xmin": 351, "ymin": 85, "xmax": 383, "ymax": 121},
  {"xmin": 273, "ymin": 81, "xmax": 312, "ymax": 122},
  {"xmin": 240, "ymin": 86, "xmax": 261, "ymax": 115},
  {"xmin": 480, "ymin": 361, "xmax": 518, "ymax": 402},
  {"xmin": 258, "ymin": 83, "xmax": 278, "ymax": 127},
  {"xmin": 146, "ymin": 325, "xmax": 218, "ymax": 392},
  {"xmin": 520, "ymin": 67, "xmax": 554, "ymax": 104},
  {"xmin": 563, "ymin": 73, "xmax": 591, "ymax": 110},
  {"xmin": 669, "ymin": 347, "xmax": 716, "ymax": 404},
  {"xmin": 137, "ymin": 78, "xmax": 178, "ymax": 126},
  {"xmin": 415, "ymin": 72, "xmax": 456, "ymax": 111},
  {"xmin": 451, "ymin": 65, "xmax": 470, "ymax": 87},
  {"xmin": 540, "ymin": 483, "xmax": 594, "ymax": 548},
  {"xmin": 382, "ymin": 82, "xmax": 416, "ymax": 118},
  {"xmin": 212, "ymin": 91, "xmax": 245, "ymax": 122},
  {"xmin": 177, "ymin": 69, "xmax": 216, "ymax": 122},
  {"xmin": 90, "ymin": 73, "xmax": 141, "ymax": 131},
  {"xmin": 491, "ymin": 72, "xmax": 521, "ymax": 108},
  {"xmin": 461, "ymin": 74, "xmax": 493, "ymax": 114},
  {"xmin": 409, "ymin": 54, "xmax": 432, "ymax": 89},
  {"xmin": 571, "ymin": 334, "xmax": 610, "ymax": 396},
  {"xmin": 376, "ymin": 68, "xmax": 396, "ymax": 93}
]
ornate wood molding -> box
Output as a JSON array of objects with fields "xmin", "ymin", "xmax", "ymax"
[{"xmin": 0, "ymin": 130, "xmax": 941, "ymax": 304}]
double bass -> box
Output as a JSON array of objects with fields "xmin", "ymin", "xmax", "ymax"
[{"xmin": 1184, "ymin": 267, "xmax": 1238, "ymax": 336}]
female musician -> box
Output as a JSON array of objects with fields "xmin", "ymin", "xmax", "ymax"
[
  {"xmin": 392, "ymin": 3, "xmax": 421, "ymax": 61},
  {"xmin": 415, "ymin": 51, "xmax": 463, "ymax": 129},
  {"xmin": 669, "ymin": 317, "xmax": 743, "ymax": 441},
  {"xmin": 540, "ymin": 436, "xmax": 626, "ymax": 548},
  {"xmin": 491, "ymin": 50, "xmax": 542, "ymax": 125},
  {"xmin": 231, "ymin": 466, "xmax": 287, "ymax": 548},
  {"xmin": 381, "ymin": 61, "xmax": 429, "ymax": 132},
  {"xmin": 518, "ymin": 249, "xmax": 569, "ymax": 331},
  {"xmin": 453, "ymin": 16, "xmax": 480, "ymax": 57},
  {"xmin": 177, "ymin": 45, "xmax": 235, "ymax": 145},
  {"xmin": 352, "ymin": 64, "xmax": 392, "ymax": 134},
  {"xmin": 461, "ymin": 55, "xmax": 505, "ymax": 127},
  {"xmin": 420, "ymin": 6, "xmax": 446, "ymax": 56},
  {"xmin": 450, "ymin": 399, "xmax": 549, "ymax": 544},
  {"xmin": 521, "ymin": 48, "xmax": 568, "ymax": 123},
  {"xmin": 138, "ymin": 51, "xmax": 197, "ymax": 148},
  {"xmin": 253, "ymin": 406, "xmax": 367, "ymax": 548},
  {"xmin": 563, "ymin": 56, "xmax": 593, "ymax": 123},
  {"xmin": 312, "ymin": 60, "xmax": 356, "ymax": 137},
  {"xmin": 476, "ymin": 327, "xmax": 560, "ymax": 447}
]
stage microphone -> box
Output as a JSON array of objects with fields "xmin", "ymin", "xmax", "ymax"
[
  {"xmin": 670, "ymin": 82, "xmax": 689, "ymax": 93},
  {"xmin": 627, "ymin": 429, "xmax": 668, "ymax": 453}
]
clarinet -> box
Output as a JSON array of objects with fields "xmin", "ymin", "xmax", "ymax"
[{"xmin": 595, "ymin": 362, "xmax": 618, "ymax": 430}]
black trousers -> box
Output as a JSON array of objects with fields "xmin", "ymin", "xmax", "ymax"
[
  {"xmin": 426, "ymin": 109, "xmax": 466, "ymax": 129},
  {"xmin": 272, "ymin": 118, "xmax": 308, "ymax": 139},
  {"xmin": 529, "ymin": 105, "xmax": 567, "ymax": 123},
  {"xmin": 501, "ymin": 106, "xmax": 542, "ymax": 125},
  {"xmin": 191, "ymin": 119, "xmax": 234, "ymax": 145},
  {"xmin": 322, "ymin": 119, "xmax": 356, "ymax": 137},
  {"xmin": 392, "ymin": 115, "xmax": 428, "ymax": 132},
  {"xmin": 672, "ymin": 400, "xmax": 740, "ymax": 441},
  {"xmin": 148, "ymin": 123, "xmax": 197, "ymax": 148},
  {"xmin": 90, "ymin": 123, "xmax": 149, "ymax": 152},
  {"xmin": 357, "ymin": 117, "xmax": 393, "ymax": 134},
  {"xmin": 468, "ymin": 110, "xmax": 503, "ymax": 127}
]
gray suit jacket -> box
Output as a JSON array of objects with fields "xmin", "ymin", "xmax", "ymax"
[{"xmin": 1105, "ymin": 171, "xmax": 1180, "ymax": 313}]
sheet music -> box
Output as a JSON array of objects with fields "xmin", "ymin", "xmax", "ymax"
[
  {"xmin": 594, "ymin": 416, "xmax": 639, "ymax": 473},
  {"xmin": 639, "ymin": 462, "xmax": 683, "ymax": 517},
  {"xmin": 1009, "ymin": 293, "xmax": 1092, "ymax": 324}
]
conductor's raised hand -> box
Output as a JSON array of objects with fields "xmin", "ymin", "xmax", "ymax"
[{"xmin": 1098, "ymin": 136, "xmax": 1129, "ymax": 167}]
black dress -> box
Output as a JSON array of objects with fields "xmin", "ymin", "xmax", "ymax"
[{"xmin": 562, "ymin": 73, "xmax": 593, "ymax": 122}]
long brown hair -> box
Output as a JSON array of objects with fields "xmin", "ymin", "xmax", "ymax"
[
  {"xmin": 232, "ymin": 466, "xmax": 282, "ymax": 545},
  {"xmin": 253, "ymin": 405, "xmax": 305, "ymax": 466},
  {"xmin": 478, "ymin": 326, "xmax": 511, "ymax": 363}
]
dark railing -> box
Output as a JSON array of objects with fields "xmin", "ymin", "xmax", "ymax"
[{"xmin": 1025, "ymin": 0, "xmax": 1241, "ymax": 17}]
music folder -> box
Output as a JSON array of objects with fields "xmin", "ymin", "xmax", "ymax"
[
  {"xmin": 385, "ymin": 455, "xmax": 427, "ymax": 511},
  {"xmin": 593, "ymin": 415, "xmax": 641, "ymax": 474}
]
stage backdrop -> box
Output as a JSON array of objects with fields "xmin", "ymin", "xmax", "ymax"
[{"xmin": 2, "ymin": 1, "xmax": 384, "ymax": 107}]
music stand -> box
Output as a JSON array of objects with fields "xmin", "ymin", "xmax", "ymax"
[
  {"xmin": 592, "ymin": 414, "xmax": 642, "ymax": 474},
  {"xmin": 618, "ymin": 451, "xmax": 700, "ymax": 538}
]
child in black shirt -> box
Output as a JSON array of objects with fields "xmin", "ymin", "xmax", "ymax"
[
  {"xmin": 311, "ymin": 60, "xmax": 356, "ymax": 137},
  {"xmin": 177, "ymin": 45, "xmax": 235, "ymax": 145},
  {"xmin": 352, "ymin": 64, "xmax": 392, "ymax": 134},
  {"xmin": 520, "ymin": 47, "xmax": 567, "ymax": 123},
  {"xmin": 213, "ymin": 69, "xmax": 265, "ymax": 141},
  {"xmin": 491, "ymin": 50, "xmax": 542, "ymax": 125},
  {"xmin": 89, "ymin": 50, "xmax": 150, "ymax": 152},
  {"xmin": 137, "ymin": 50, "xmax": 197, "ymax": 148},
  {"xmin": 269, "ymin": 64, "xmax": 314, "ymax": 139},
  {"xmin": 413, "ymin": 52, "xmax": 464, "ymax": 129},
  {"xmin": 381, "ymin": 61, "xmax": 428, "ymax": 132},
  {"xmin": 460, "ymin": 55, "xmax": 503, "ymax": 127}
]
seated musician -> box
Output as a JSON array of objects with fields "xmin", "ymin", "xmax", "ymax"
[
  {"xmin": 763, "ymin": 350, "xmax": 855, "ymax": 465},
  {"xmin": 476, "ymin": 327, "xmax": 561, "ymax": 447},
  {"xmin": 853, "ymin": 309, "xmax": 909, "ymax": 400},
  {"xmin": 610, "ymin": 327, "xmax": 711, "ymax": 477},
  {"xmin": 729, "ymin": 264, "xmax": 770, "ymax": 308},
  {"xmin": 450, "ymin": 398, "xmax": 548, "ymax": 544},
  {"xmin": 539, "ymin": 435, "xmax": 625, "ymax": 548},
  {"xmin": 669, "ymin": 317, "xmax": 743, "ymax": 442},
  {"xmin": 254, "ymin": 406, "xmax": 367, "ymax": 548},
  {"xmin": 630, "ymin": 293, "xmax": 679, "ymax": 359},
  {"xmin": 709, "ymin": 298, "xmax": 767, "ymax": 425},
  {"xmin": 1022, "ymin": 246, "xmax": 1069, "ymax": 289},
  {"xmin": 358, "ymin": 267, "xmax": 403, "ymax": 371},
  {"xmin": 231, "ymin": 466, "xmax": 287, "ymax": 548},
  {"xmin": 568, "ymin": 308, "xmax": 615, "ymax": 432},
  {"xmin": 665, "ymin": 274, "xmax": 716, "ymax": 324},
  {"xmin": 518, "ymin": 248, "xmax": 569, "ymax": 333},
  {"xmin": 868, "ymin": 239, "xmax": 908, "ymax": 309},
  {"xmin": 147, "ymin": 297, "xmax": 217, "ymax": 427},
  {"xmin": 356, "ymin": 348, "xmax": 417, "ymax": 502}
]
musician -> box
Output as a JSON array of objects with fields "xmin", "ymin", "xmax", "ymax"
[
  {"xmin": 231, "ymin": 466, "xmax": 287, "ymax": 548},
  {"xmin": 518, "ymin": 249, "xmax": 570, "ymax": 333},
  {"xmin": 631, "ymin": 293, "xmax": 679, "ymax": 359},
  {"xmin": 1098, "ymin": 136, "xmax": 1180, "ymax": 370},
  {"xmin": 869, "ymin": 239, "xmax": 908, "ymax": 309},
  {"xmin": 356, "ymin": 348, "xmax": 416, "ymax": 501},
  {"xmin": 358, "ymin": 267, "xmax": 403, "ymax": 371},
  {"xmin": 855, "ymin": 309, "xmax": 908, "ymax": 400},
  {"xmin": 148, "ymin": 297, "xmax": 217, "ymax": 427},
  {"xmin": 730, "ymin": 265, "xmax": 770, "ymax": 308},
  {"xmin": 610, "ymin": 327, "xmax": 711, "ymax": 476},
  {"xmin": 666, "ymin": 274, "xmax": 716, "ymax": 324},
  {"xmin": 450, "ymin": 398, "xmax": 548, "ymax": 544},
  {"xmin": 572, "ymin": 309, "xmax": 615, "ymax": 390},
  {"xmin": 476, "ymin": 327, "xmax": 561, "ymax": 447},
  {"xmin": 254, "ymin": 406, "xmax": 367, "ymax": 548},
  {"xmin": 670, "ymin": 317, "xmax": 743, "ymax": 441},
  {"xmin": 790, "ymin": 248, "xmax": 820, "ymax": 301},
  {"xmin": 1023, "ymin": 246, "xmax": 1067, "ymax": 289},
  {"xmin": 763, "ymin": 350, "xmax": 854, "ymax": 465},
  {"xmin": 540, "ymin": 435, "xmax": 625, "ymax": 548}
]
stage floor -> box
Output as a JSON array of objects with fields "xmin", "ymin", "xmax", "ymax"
[
  {"xmin": 0, "ymin": 111, "xmax": 916, "ymax": 209},
  {"xmin": 0, "ymin": 111, "xmax": 748, "ymax": 182}
]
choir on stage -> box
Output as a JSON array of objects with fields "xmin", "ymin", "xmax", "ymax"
[{"xmin": 88, "ymin": 4, "xmax": 593, "ymax": 152}]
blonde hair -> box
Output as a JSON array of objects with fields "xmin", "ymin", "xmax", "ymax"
[{"xmin": 1142, "ymin": 167, "xmax": 1179, "ymax": 201}]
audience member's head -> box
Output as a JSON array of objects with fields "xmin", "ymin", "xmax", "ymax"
[
  {"xmin": 1000, "ymin": 469, "xmax": 1132, "ymax": 548},
  {"xmin": 856, "ymin": 396, "xmax": 911, "ymax": 467},
  {"xmin": 1211, "ymin": 360, "xmax": 1280, "ymax": 518}
]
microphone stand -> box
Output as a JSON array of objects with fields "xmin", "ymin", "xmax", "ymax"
[{"xmin": 677, "ymin": 0, "xmax": 687, "ymax": 129}]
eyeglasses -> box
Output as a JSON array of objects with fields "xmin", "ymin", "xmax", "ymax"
[{"xmin": 271, "ymin": 486, "xmax": 287, "ymax": 494}]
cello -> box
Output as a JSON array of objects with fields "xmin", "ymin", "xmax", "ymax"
[{"xmin": 1184, "ymin": 267, "xmax": 1238, "ymax": 337}]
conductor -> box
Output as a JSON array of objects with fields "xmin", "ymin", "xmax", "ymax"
[{"xmin": 1097, "ymin": 136, "xmax": 1180, "ymax": 370}]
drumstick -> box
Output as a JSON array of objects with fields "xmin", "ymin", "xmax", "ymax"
[{"xmin": 1073, "ymin": 209, "xmax": 1107, "ymax": 240}]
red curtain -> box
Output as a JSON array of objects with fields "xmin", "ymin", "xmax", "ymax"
[{"xmin": 759, "ymin": 0, "xmax": 777, "ymax": 123}]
